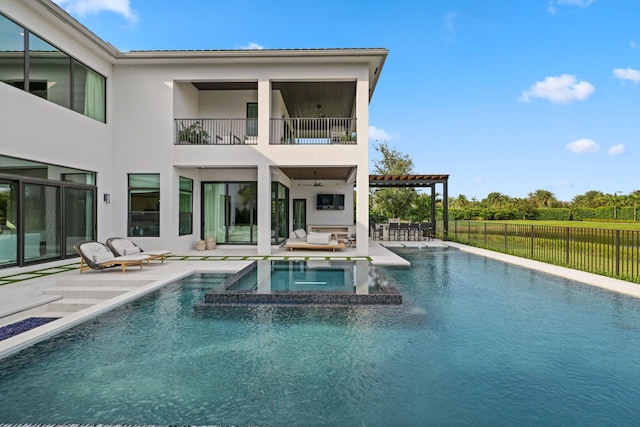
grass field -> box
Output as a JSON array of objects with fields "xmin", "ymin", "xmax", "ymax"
[{"xmin": 491, "ymin": 220, "xmax": 640, "ymax": 230}]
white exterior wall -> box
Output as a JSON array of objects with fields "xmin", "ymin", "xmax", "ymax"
[
  {"xmin": 113, "ymin": 62, "xmax": 370, "ymax": 254},
  {"xmin": 0, "ymin": 1, "xmax": 117, "ymax": 241},
  {"xmin": 1, "ymin": 0, "xmax": 384, "ymax": 258}
]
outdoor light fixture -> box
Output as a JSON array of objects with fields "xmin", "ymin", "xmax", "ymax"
[{"xmin": 103, "ymin": 193, "xmax": 111, "ymax": 204}]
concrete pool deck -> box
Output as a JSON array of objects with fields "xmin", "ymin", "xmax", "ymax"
[{"xmin": 1, "ymin": 239, "xmax": 638, "ymax": 359}]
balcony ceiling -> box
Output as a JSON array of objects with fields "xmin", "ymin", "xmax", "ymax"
[
  {"xmin": 191, "ymin": 81, "xmax": 356, "ymax": 119},
  {"xmin": 280, "ymin": 167, "xmax": 355, "ymax": 182},
  {"xmin": 273, "ymin": 82, "xmax": 356, "ymax": 119}
]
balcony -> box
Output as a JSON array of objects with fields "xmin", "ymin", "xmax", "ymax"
[
  {"xmin": 270, "ymin": 118, "xmax": 356, "ymax": 145},
  {"xmin": 174, "ymin": 118, "xmax": 357, "ymax": 145},
  {"xmin": 175, "ymin": 119, "xmax": 258, "ymax": 145}
]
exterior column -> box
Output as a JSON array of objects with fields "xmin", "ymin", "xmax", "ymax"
[
  {"xmin": 257, "ymin": 79, "xmax": 271, "ymax": 146},
  {"xmin": 355, "ymin": 78, "xmax": 369, "ymax": 256},
  {"xmin": 257, "ymin": 79, "xmax": 272, "ymax": 254},
  {"xmin": 257, "ymin": 164, "xmax": 272, "ymax": 255}
]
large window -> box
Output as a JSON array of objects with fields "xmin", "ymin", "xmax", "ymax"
[
  {"xmin": 179, "ymin": 176, "xmax": 193, "ymax": 235},
  {"xmin": 29, "ymin": 33, "xmax": 71, "ymax": 108},
  {"xmin": 128, "ymin": 174, "xmax": 160, "ymax": 237},
  {"xmin": 0, "ymin": 12, "xmax": 106, "ymax": 122},
  {"xmin": 203, "ymin": 182, "xmax": 257, "ymax": 244}
]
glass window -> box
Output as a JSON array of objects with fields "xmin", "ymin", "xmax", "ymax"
[
  {"xmin": 0, "ymin": 13, "xmax": 25, "ymax": 88},
  {"xmin": 246, "ymin": 102, "xmax": 258, "ymax": 137},
  {"xmin": 128, "ymin": 174, "xmax": 160, "ymax": 237},
  {"xmin": 73, "ymin": 59, "xmax": 105, "ymax": 122},
  {"xmin": 179, "ymin": 177, "xmax": 193, "ymax": 235},
  {"xmin": 23, "ymin": 183, "xmax": 61, "ymax": 262},
  {"xmin": 203, "ymin": 182, "xmax": 257, "ymax": 244},
  {"xmin": 0, "ymin": 13, "xmax": 106, "ymax": 122},
  {"xmin": 29, "ymin": 33, "xmax": 70, "ymax": 108},
  {"xmin": 64, "ymin": 187, "xmax": 95, "ymax": 256},
  {"xmin": 0, "ymin": 181, "xmax": 18, "ymax": 267},
  {"xmin": 271, "ymin": 182, "xmax": 289, "ymax": 244}
]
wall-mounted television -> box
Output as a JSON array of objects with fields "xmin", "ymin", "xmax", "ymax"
[{"xmin": 316, "ymin": 193, "xmax": 345, "ymax": 210}]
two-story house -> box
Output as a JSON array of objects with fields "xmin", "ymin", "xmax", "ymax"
[{"xmin": 0, "ymin": 0, "xmax": 387, "ymax": 269}]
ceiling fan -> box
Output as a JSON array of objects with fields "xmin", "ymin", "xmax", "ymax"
[{"xmin": 302, "ymin": 171, "xmax": 325, "ymax": 187}]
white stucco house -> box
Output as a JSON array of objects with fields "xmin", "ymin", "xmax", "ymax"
[{"xmin": 0, "ymin": 0, "xmax": 387, "ymax": 269}]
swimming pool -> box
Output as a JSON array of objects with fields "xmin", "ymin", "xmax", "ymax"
[
  {"xmin": 1, "ymin": 246, "xmax": 640, "ymax": 425},
  {"xmin": 204, "ymin": 260, "xmax": 401, "ymax": 305}
]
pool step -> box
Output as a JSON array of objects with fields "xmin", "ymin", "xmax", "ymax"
[
  {"xmin": 48, "ymin": 298, "xmax": 107, "ymax": 312},
  {"xmin": 43, "ymin": 286, "xmax": 134, "ymax": 300}
]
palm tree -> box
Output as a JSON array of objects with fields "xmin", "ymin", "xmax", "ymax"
[{"xmin": 528, "ymin": 189, "xmax": 558, "ymax": 208}]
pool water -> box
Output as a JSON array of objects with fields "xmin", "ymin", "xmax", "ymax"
[
  {"xmin": 229, "ymin": 260, "xmax": 359, "ymax": 292},
  {"xmin": 2, "ymin": 247, "xmax": 640, "ymax": 425}
]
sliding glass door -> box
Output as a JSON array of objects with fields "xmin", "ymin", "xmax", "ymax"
[
  {"xmin": 0, "ymin": 181, "xmax": 18, "ymax": 267},
  {"xmin": 203, "ymin": 182, "xmax": 257, "ymax": 244},
  {"xmin": 23, "ymin": 183, "xmax": 61, "ymax": 262},
  {"xmin": 64, "ymin": 187, "xmax": 95, "ymax": 256},
  {"xmin": 272, "ymin": 182, "xmax": 289, "ymax": 244}
]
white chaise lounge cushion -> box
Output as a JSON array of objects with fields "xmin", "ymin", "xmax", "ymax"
[
  {"xmin": 109, "ymin": 238, "xmax": 140, "ymax": 256},
  {"xmin": 306, "ymin": 232, "xmax": 331, "ymax": 245},
  {"xmin": 81, "ymin": 242, "xmax": 115, "ymax": 263}
]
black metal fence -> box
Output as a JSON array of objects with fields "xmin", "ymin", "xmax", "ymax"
[{"xmin": 445, "ymin": 220, "xmax": 640, "ymax": 283}]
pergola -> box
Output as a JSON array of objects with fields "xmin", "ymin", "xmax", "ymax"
[{"xmin": 369, "ymin": 174, "xmax": 449, "ymax": 240}]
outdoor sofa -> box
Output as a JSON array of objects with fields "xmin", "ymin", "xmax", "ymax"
[{"xmin": 284, "ymin": 228, "xmax": 345, "ymax": 252}]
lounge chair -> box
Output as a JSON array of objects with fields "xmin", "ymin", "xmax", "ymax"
[
  {"xmin": 106, "ymin": 237, "xmax": 170, "ymax": 263},
  {"xmin": 73, "ymin": 240, "xmax": 151, "ymax": 273}
]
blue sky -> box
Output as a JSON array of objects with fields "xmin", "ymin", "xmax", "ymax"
[{"xmin": 53, "ymin": 0, "xmax": 640, "ymax": 202}]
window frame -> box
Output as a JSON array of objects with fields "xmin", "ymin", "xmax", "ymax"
[
  {"xmin": 178, "ymin": 176, "xmax": 193, "ymax": 236},
  {"xmin": 128, "ymin": 173, "xmax": 160, "ymax": 238}
]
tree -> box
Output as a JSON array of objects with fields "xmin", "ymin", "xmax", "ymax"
[
  {"xmin": 370, "ymin": 142, "xmax": 416, "ymax": 220},
  {"xmin": 482, "ymin": 192, "xmax": 511, "ymax": 208},
  {"xmin": 528, "ymin": 189, "xmax": 558, "ymax": 208}
]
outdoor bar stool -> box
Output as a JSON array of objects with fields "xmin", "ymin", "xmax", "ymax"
[
  {"xmin": 409, "ymin": 223, "xmax": 421, "ymax": 241},
  {"xmin": 398, "ymin": 222, "xmax": 410, "ymax": 241},
  {"xmin": 420, "ymin": 222, "xmax": 433, "ymax": 241},
  {"xmin": 388, "ymin": 222, "xmax": 400, "ymax": 240}
]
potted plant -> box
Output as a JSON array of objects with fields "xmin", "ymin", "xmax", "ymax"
[
  {"xmin": 340, "ymin": 132, "xmax": 357, "ymax": 143},
  {"xmin": 178, "ymin": 121, "xmax": 210, "ymax": 144}
]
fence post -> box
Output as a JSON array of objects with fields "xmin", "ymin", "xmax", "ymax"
[
  {"xmin": 504, "ymin": 224, "xmax": 507, "ymax": 252},
  {"xmin": 484, "ymin": 222, "xmax": 487, "ymax": 247},
  {"xmin": 531, "ymin": 225, "xmax": 534, "ymax": 258},
  {"xmin": 616, "ymin": 230, "xmax": 620, "ymax": 276},
  {"xmin": 565, "ymin": 227, "xmax": 570, "ymax": 265}
]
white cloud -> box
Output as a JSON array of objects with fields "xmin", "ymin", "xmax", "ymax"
[
  {"xmin": 368, "ymin": 125, "xmax": 393, "ymax": 142},
  {"xmin": 53, "ymin": 0, "xmax": 137, "ymax": 23},
  {"xmin": 631, "ymin": 40, "xmax": 638, "ymax": 50},
  {"xmin": 608, "ymin": 144, "xmax": 626, "ymax": 156},
  {"xmin": 519, "ymin": 74, "xmax": 594, "ymax": 104},
  {"xmin": 239, "ymin": 42, "xmax": 265, "ymax": 50},
  {"xmin": 548, "ymin": 0, "xmax": 595, "ymax": 14},
  {"xmin": 613, "ymin": 67, "xmax": 640, "ymax": 83},
  {"xmin": 566, "ymin": 138, "xmax": 599, "ymax": 154}
]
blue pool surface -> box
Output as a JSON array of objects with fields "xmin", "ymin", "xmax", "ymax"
[{"xmin": 1, "ymin": 247, "xmax": 640, "ymax": 425}]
